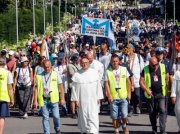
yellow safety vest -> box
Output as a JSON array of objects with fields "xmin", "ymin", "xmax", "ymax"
[
  {"xmin": 144, "ymin": 63, "xmax": 166, "ymax": 99},
  {"xmin": 107, "ymin": 66, "xmax": 127, "ymax": 99},
  {"xmin": 0, "ymin": 68, "xmax": 10, "ymax": 102},
  {"xmin": 36, "ymin": 71, "xmax": 59, "ymax": 106}
]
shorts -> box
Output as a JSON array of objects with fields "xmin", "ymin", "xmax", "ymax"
[
  {"xmin": 0, "ymin": 102, "xmax": 10, "ymax": 117},
  {"xmin": 110, "ymin": 99, "xmax": 128, "ymax": 120}
]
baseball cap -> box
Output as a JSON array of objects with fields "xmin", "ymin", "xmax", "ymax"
[
  {"xmin": 71, "ymin": 55, "xmax": 79, "ymax": 61},
  {"xmin": 155, "ymin": 47, "xmax": 164, "ymax": 54},
  {"xmin": 15, "ymin": 52, "xmax": 19, "ymax": 58},
  {"xmin": 21, "ymin": 57, "xmax": 29, "ymax": 63},
  {"xmin": 9, "ymin": 50, "xmax": 14, "ymax": 55},
  {"xmin": 51, "ymin": 53, "xmax": 58, "ymax": 58},
  {"xmin": 70, "ymin": 42, "xmax": 76, "ymax": 46}
]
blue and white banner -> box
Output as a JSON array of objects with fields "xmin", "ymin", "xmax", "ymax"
[{"xmin": 81, "ymin": 17, "xmax": 110, "ymax": 37}]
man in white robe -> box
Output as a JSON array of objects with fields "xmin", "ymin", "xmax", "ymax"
[
  {"xmin": 171, "ymin": 70, "xmax": 180, "ymax": 133},
  {"xmin": 71, "ymin": 57, "xmax": 104, "ymax": 134}
]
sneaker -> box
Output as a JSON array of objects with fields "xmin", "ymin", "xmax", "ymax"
[
  {"xmin": 61, "ymin": 112, "xmax": 67, "ymax": 117},
  {"xmin": 152, "ymin": 130, "xmax": 158, "ymax": 134},
  {"xmin": 23, "ymin": 113, "xmax": 28, "ymax": 119},
  {"xmin": 56, "ymin": 130, "xmax": 61, "ymax": 134},
  {"xmin": 72, "ymin": 113, "xmax": 77, "ymax": 119},
  {"xmin": 136, "ymin": 107, "xmax": 141, "ymax": 114},
  {"xmin": 122, "ymin": 127, "xmax": 129, "ymax": 134},
  {"xmin": 128, "ymin": 111, "xmax": 133, "ymax": 117}
]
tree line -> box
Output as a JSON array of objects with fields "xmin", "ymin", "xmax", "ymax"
[{"xmin": 0, "ymin": 0, "xmax": 84, "ymax": 45}]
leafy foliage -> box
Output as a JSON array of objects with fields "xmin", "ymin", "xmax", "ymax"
[{"xmin": 0, "ymin": 0, "xmax": 85, "ymax": 46}]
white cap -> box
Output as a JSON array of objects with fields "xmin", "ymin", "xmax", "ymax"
[
  {"xmin": 38, "ymin": 40, "xmax": 42, "ymax": 45},
  {"xmin": 21, "ymin": 57, "xmax": 29, "ymax": 63},
  {"xmin": 86, "ymin": 44, "xmax": 89, "ymax": 46},
  {"xmin": 15, "ymin": 52, "xmax": 19, "ymax": 57},
  {"xmin": 71, "ymin": 42, "xmax": 75, "ymax": 45},
  {"xmin": 51, "ymin": 53, "xmax": 58, "ymax": 58},
  {"xmin": 178, "ymin": 53, "xmax": 180, "ymax": 58},
  {"xmin": 9, "ymin": 50, "xmax": 14, "ymax": 55}
]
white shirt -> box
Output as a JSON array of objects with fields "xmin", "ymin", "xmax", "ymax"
[
  {"xmin": 98, "ymin": 52, "xmax": 112, "ymax": 72},
  {"xmin": 128, "ymin": 54, "xmax": 144, "ymax": 88},
  {"xmin": 55, "ymin": 65, "xmax": 67, "ymax": 93},
  {"xmin": 16, "ymin": 67, "xmax": 32, "ymax": 87}
]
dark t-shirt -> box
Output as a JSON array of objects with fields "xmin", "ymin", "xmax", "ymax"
[{"xmin": 141, "ymin": 65, "xmax": 167, "ymax": 95}]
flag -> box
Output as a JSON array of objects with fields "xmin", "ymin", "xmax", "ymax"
[
  {"xmin": 108, "ymin": 16, "xmax": 116, "ymax": 50},
  {"xmin": 169, "ymin": 34, "xmax": 179, "ymax": 66},
  {"xmin": 41, "ymin": 39, "xmax": 49, "ymax": 59}
]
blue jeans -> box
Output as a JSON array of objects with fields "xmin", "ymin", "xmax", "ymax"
[
  {"xmin": 42, "ymin": 99, "xmax": 60, "ymax": 134},
  {"xmin": 110, "ymin": 99, "xmax": 128, "ymax": 120}
]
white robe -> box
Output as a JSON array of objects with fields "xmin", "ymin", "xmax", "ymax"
[
  {"xmin": 171, "ymin": 70, "xmax": 180, "ymax": 130},
  {"xmin": 71, "ymin": 68, "xmax": 104, "ymax": 133}
]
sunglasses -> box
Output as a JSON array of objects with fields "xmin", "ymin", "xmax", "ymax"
[
  {"xmin": 151, "ymin": 63, "xmax": 159, "ymax": 67},
  {"xmin": 20, "ymin": 54, "xmax": 26, "ymax": 57}
]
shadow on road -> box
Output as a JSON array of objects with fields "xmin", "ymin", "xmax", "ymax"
[
  {"xmin": 128, "ymin": 123, "xmax": 151, "ymax": 127},
  {"xmin": 62, "ymin": 124, "xmax": 78, "ymax": 127}
]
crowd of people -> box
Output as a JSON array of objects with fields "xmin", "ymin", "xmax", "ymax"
[{"xmin": 1, "ymin": 1, "xmax": 180, "ymax": 134}]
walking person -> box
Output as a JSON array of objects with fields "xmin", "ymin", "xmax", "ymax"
[
  {"xmin": 6, "ymin": 50, "xmax": 16, "ymax": 77},
  {"xmin": 67, "ymin": 53, "xmax": 81, "ymax": 118},
  {"xmin": 171, "ymin": 70, "xmax": 180, "ymax": 134},
  {"xmin": 126, "ymin": 44, "xmax": 144, "ymax": 115},
  {"xmin": 33, "ymin": 59, "xmax": 65, "ymax": 134},
  {"xmin": 104, "ymin": 54, "xmax": 131, "ymax": 134},
  {"xmin": 55, "ymin": 57, "xmax": 68, "ymax": 116},
  {"xmin": 71, "ymin": 57, "xmax": 103, "ymax": 134},
  {"xmin": 0, "ymin": 58, "xmax": 14, "ymax": 134},
  {"xmin": 14, "ymin": 56, "xmax": 33, "ymax": 118},
  {"xmin": 140, "ymin": 57, "xmax": 168, "ymax": 134}
]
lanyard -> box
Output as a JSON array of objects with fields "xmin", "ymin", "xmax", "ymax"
[
  {"xmin": 113, "ymin": 69, "xmax": 120, "ymax": 88},
  {"xmin": 44, "ymin": 71, "xmax": 52, "ymax": 84},
  {"xmin": 22, "ymin": 68, "xmax": 28, "ymax": 77}
]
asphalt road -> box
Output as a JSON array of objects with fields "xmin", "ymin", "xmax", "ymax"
[{"xmin": 3, "ymin": 104, "xmax": 179, "ymax": 134}]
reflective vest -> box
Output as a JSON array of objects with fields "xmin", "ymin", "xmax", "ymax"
[
  {"xmin": 36, "ymin": 71, "xmax": 59, "ymax": 106},
  {"xmin": 0, "ymin": 68, "xmax": 10, "ymax": 102},
  {"xmin": 107, "ymin": 66, "xmax": 127, "ymax": 99},
  {"xmin": 144, "ymin": 63, "xmax": 166, "ymax": 99}
]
